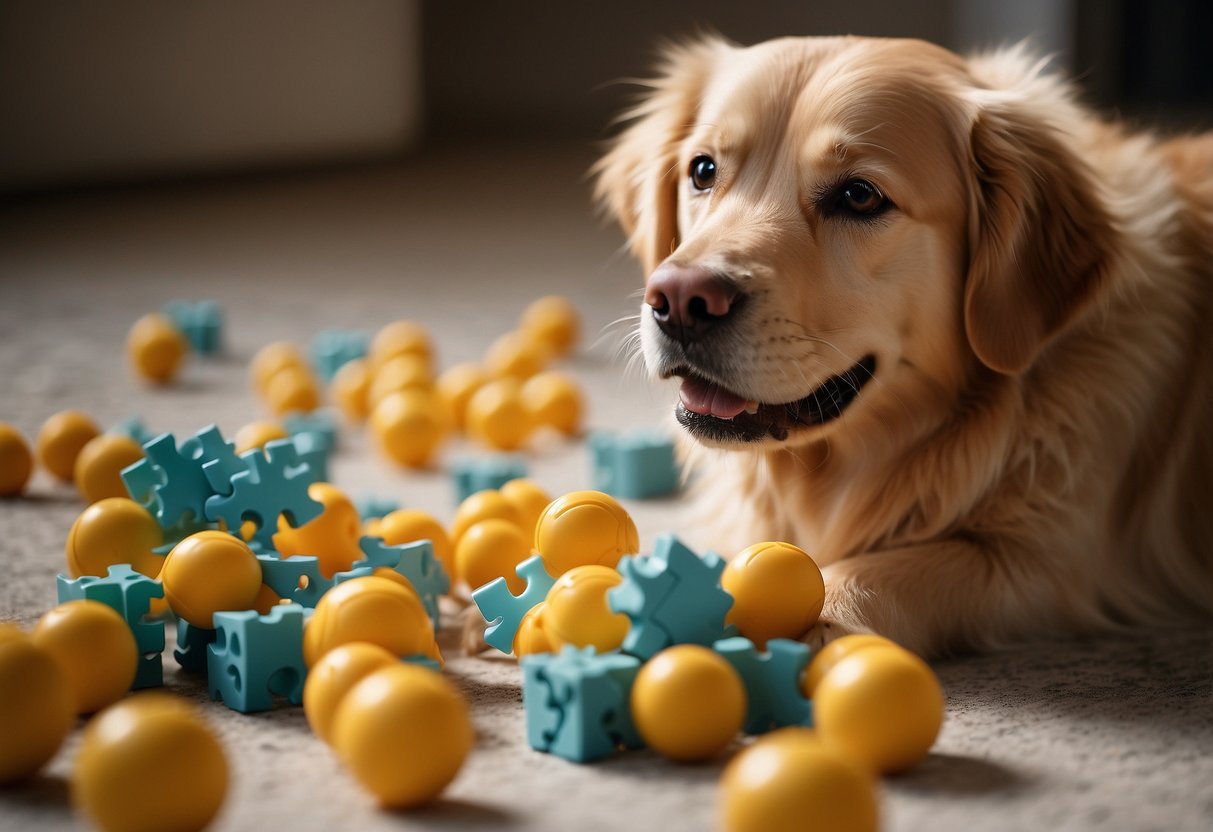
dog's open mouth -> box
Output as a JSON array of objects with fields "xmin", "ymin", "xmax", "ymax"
[{"xmin": 672, "ymin": 355, "xmax": 877, "ymax": 442}]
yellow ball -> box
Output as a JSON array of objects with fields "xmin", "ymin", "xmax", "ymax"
[
  {"xmin": 369, "ymin": 354, "xmax": 432, "ymax": 409},
  {"xmin": 533, "ymin": 490, "xmax": 639, "ymax": 576},
  {"xmin": 332, "ymin": 664, "xmax": 472, "ymax": 808},
  {"xmin": 455, "ymin": 519, "xmax": 530, "ymax": 593},
  {"xmin": 465, "ymin": 379, "xmax": 534, "ymax": 451},
  {"xmin": 499, "ymin": 478, "xmax": 552, "ymax": 539},
  {"xmin": 813, "ymin": 645, "xmax": 945, "ymax": 774},
  {"xmin": 543, "ymin": 565, "xmax": 629, "ymax": 652},
  {"xmin": 331, "ymin": 358, "xmax": 373, "ymax": 423},
  {"xmin": 522, "ymin": 371, "xmax": 583, "ymax": 436},
  {"xmin": 72, "ymin": 694, "xmax": 228, "ymax": 832},
  {"xmin": 233, "ymin": 420, "xmax": 288, "ymax": 455},
  {"xmin": 0, "ymin": 633, "xmax": 74, "ymax": 783},
  {"xmin": 370, "ymin": 320, "xmax": 433, "ymax": 371},
  {"xmin": 273, "ymin": 482, "xmax": 364, "ymax": 579},
  {"xmin": 303, "ymin": 575, "xmax": 440, "ymax": 667},
  {"xmin": 631, "ymin": 645, "xmax": 746, "ymax": 762},
  {"xmin": 32, "ymin": 600, "xmax": 138, "ymax": 715},
  {"xmin": 720, "ymin": 728, "xmax": 879, "ymax": 832},
  {"xmin": 36, "ymin": 410, "xmax": 101, "ymax": 483},
  {"xmin": 801, "ymin": 634, "xmax": 896, "ymax": 698},
  {"xmin": 251, "ymin": 341, "xmax": 306, "ymax": 393},
  {"xmin": 73, "ymin": 433, "xmax": 145, "ymax": 504},
  {"xmin": 450, "ymin": 489, "xmax": 522, "ymax": 545},
  {"xmin": 722, "ymin": 542, "xmax": 825, "ymax": 649},
  {"xmin": 303, "ymin": 642, "xmax": 398, "ymax": 743},
  {"xmin": 251, "ymin": 583, "xmax": 282, "ymax": 615},
  {"xmin": 370, "ymin": 389, "xmax": 449, "ymax": 468},
  {"xmin": 513, "ymin": 602, "xmax": 554, "ymax": 657},
  {"xmin": 520, "ymin": 295, "xmax": 581, "ymax": 357},
  {"xmin": 161, "ymin": 531, "xmax": 263, "ymax": 628},
  {"xmin": 0, "ymin": 422, "xmax": 34, "ymax": 497},
  {"xmin": 66, "ymin": 498, "xmax": 165, "ymax": 580},
  {"xmin": 436, "ymin": 362, "xmax": 489, "ymax": 431},
  {"xmin": 484, "ymin": 330, "xmax": 549, "ymax": 380},
  {"xmin": 377, "ymin": 509, "xmax": 453, "ymax": 572},
  {"xmin": 264, "ymin": 364, "xmax": 320, "ymax": 416},
  {"xmin": 127, "ymin": 313, "xmax": 188, "ymax": 384}
]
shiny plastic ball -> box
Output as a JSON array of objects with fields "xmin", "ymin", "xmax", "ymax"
[
  {"xmin": 250, "ymin": 341, "xmax": 306, "ymax": 394},
  {"xmin": 450, "ymin": 489, "xmax": 522, "ymax": 544},
  {"xmin": 233, "ymin": 420, "xmax": 288, "ymax": 455},
  {"xmin": 801, "ymin": 634, "xmax": 895, "ymax": 697},
  {"xmin": 264, "ymin": 364, "xmax": 320, "ymax": 415},
  {"xmin": 127, "ymin": 313, "xmax": 188, "ymax": 384},
  {"xmin": 160, "ymin": 531, "xmax": 263, "ymax": 629},
  {"xmin": 332, "ymin": 358, "xmax": 373, "ymax": 423},
  {"xmin": 303, "ymin": 575, "xmax": 440, "ymax": 667},
  {"xmin": 0, "ymin": 422, "xmax": 34, "ymax": 497},
  {"xmin": 377, "ymin": 509, "xmax": 453, "ymax": 570},
  {"xmin": 522, "ymin": 371, "xmax": 583, "ymax": 436},
  {"xmin": 454, "ymin": 519, "xmax": 530, "ymax": 592},
  {"xmin": 0, "ymin": 632, "xmax": 74, "ymax": 783},
  {"xmin": 436, "ymin": 362, "xmax": 489, "ymax": 431},
  {"xmin": 370, "ymin": 389, "xmax": 449, "ymax": 469},
  {"xmin": 499, "ymin": 478, "xmax": 552, "ymax": 539},
  {"xmin": 543, "ymin": 565, "xmax": 629, "ymax": 652},
  {"xmin": 368, "ymin": 354, "xmax": 432, "ymax": 409},
  {"xmin": 484, "ymin": 330, "xmax": 548, "ymax": 380},
  {"xmin": 32, "ymin": 600, "xmax": 138, "ymax": 714},
  {"xmin": 273, "ymin": 482, "xmax": 364, "ymax": 579},
  {"xmin": 73, "ymin": 433, "xmax": 145, "ymax": 504},
  {"xmin": 370, "ymin": 320, "xmax": 433, "ymax": 370},
  {"xmin": 465, "ymin": 378, "xmax": 534, "ymax": 451},
  {"xmin": 36, "ymin": 410, "xmax": 101, "ymax": 483},
  {"xmin": 722, "ymin": 541, "xmax": 825, "ymax": 649},
  {"xmin": 533, "ymin": 490, "xmax": 639, "ymax": 576},
  {"xmin": 631, "ymin": 645, "xmax": 746, "ymax": 762},
  {"xmin": 303, "ymin": 642, "xmax": 399, "ymax": 743},
  {"xmin": 66, "ymin": 498, "xmax": 165, "ymax": 580},
  {"xmin": 513, "ymin": 602, "xmax": 554, "ymax": 657},
  {"xmin": 520, "ymin": 295, "xmax": 581, "ymax": 357}
]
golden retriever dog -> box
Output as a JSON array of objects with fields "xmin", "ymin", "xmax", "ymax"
[{"xmin": 594, "ymin": 35, "xmax": 1213, "ymax": 657}]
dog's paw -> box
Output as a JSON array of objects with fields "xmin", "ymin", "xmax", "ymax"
[{"xmin": 800, "ymin": 617, "xmax": 861, "ymax": 652}]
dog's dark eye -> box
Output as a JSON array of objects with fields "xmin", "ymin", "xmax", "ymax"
[
  {"xmin": 838, "ymin": 180, "xmax": 887, "ymax": 215},
  {"xmin": 689, "ymin": 155, "xmax": 717, "ymax": 191}
]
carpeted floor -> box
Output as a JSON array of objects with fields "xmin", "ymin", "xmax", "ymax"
[{"xmin": 1, "ymin": 144, "xmax": 1210, "ymax": 831}]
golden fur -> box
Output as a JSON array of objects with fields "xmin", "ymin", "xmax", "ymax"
[{"xmin": 595, "ymin": 35, "xmax": 1213, "ymax": 656}]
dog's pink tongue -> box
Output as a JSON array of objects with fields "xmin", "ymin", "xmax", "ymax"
[{"xmin": 679, "ymin": 376, "xmax": 749, "ymax": 419}]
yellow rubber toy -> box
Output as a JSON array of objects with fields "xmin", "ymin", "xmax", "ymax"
[
  {"xmin": 66, "ymin": 498, "xmax": 165, "ymax": 580},
  {"xmin": 522, "ymin": 371, "xmax": 583, "ymax": 436},
  {"xmin": 32, "ymin": 600, "xmax": 138, "ymax": 715},
  {"xmin": 273, "ymin": 482, "xmax": 365, "ymax": 579},
  {"xmin": 484, "ymin": 330, "xmax": 548, "ymax": 380},
  {"xmin": 250, "ymin": 341, "xmax": 306, "ymax": 395},
  {"xmin": 332, "ymin": 358, "xmax": 373, "ymax": 423},
  {"xmin": 543, "ymin": 565, "xmax": 629, "ymax": 652},
  {"xmin": 370, "ymin": 389, "xmax": 449, "ymax": 468},
  {"xmin": 514, "ymin": 602, "xmax": 554, "ymax": 657},
  {"xmin": 719, "ymin": 727, "xmax": 879, "ymax": 832},
  {"xmin": 369, "ymin": 320, "xmax": 432, "ymax": 371},
  {"xmin": 499, "ymin": 478, "xmax": 552, "ymax": 538},
  {"xmin": 455, "ymin": 519, "xmax": 530, "ymax": 592},
  {"xmin": 533, "ymin": 490, "xmax": 639, "ymax": 576},
  {"xmin": 72, "ymin": 694, "xmax": 228, "ymax": 832},
  {"xmin": 801, "ymin": 633, "xmax": 895, "ymax": 697},
  {"xmin": 376, "ymin": 509, "xmax": 453, "ymax": 571},
  {"xmin": 465, "ymin": 378, "xmax": 534, "ymax": 451},
  {"xmin": 303, "ymin": 642, "xmax": 399, "ymax": 743},
  {"xmin": 0, "ymin": 422, "xmax": 34, "ymax": 497},
  {"xmin": 36, "ymin": 409, "xmax": 101, "ymax": 483},
  {"xmin": 436, "ymin": 362, "xmax": 489, "ymax": 431},
  {"xmin": 0, "ymin": 630, "xmax": 74, "ymax": 783},
  {"xmin": 127, "ymin": 313, "xmax": 188, "ymax": 384},
  {"xmin": 722, "ymin": 541, "xmax": 825, "ymax": 649},
  {"xmin": 73, "ymin": 433, "xmax": 145, "ymax": 504},
  {"xmin": 233, "ymin": 420, "xmax": 288, "ymax": 455},
  {"xmin": 368, "ymin": 354, "xmax": 432, "ymax": 410},
  {"xmin": 813, "ymin": 644, "xmax": 945, "ymax": 774},
  {"xmin": 303, "ymin": 575, "xmax": 441, "ymax": 668},
  {"xmin": 264, "ymin": 364, "xmax": 320, "ymax": 416},
  {"xmin": 160, "ymin": 531, "xmax": 263, "ymax": 629},
  {"xmin": 630, "ymin": 645, "xmax": 746, "ymax": 762},
  {"xmin": 450, "ymin": 489, "xmax": 523, "ymax": 544},
  {"xmin": 520, "ymin": 295, "xmax": 581, "ymax": 357}
]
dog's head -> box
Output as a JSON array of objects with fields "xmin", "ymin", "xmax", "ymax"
[{"xmin": 596, "ymin": 36, "xmax": 1116, "ymax": 449}]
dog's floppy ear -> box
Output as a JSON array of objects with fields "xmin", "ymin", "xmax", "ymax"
[
  {"xmin": 963, "ymin": 88, "xmax": 1119, "ymax": 375},
  {"xmin": 594, "ymin": 37, "xmax": 725, "ymax": 274}
]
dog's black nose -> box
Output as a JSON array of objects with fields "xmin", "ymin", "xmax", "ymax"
[{"xmin": 644, "ymin": 265, "xmax": 741, "ymax": 345}]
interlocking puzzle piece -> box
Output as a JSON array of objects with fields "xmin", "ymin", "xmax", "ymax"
[
  {"xmin": 111, "ymin": 415, "xmax": 155, "ymax": 446},
  {"xmin": 164, "ymin": 299, "xmax": 223, "ymax": 355},
  {"xmin": 184, "ymin": 424, "xmax": 247, "ymax": 498},
  {"xmin": 355, "ymin": 493, "xmax": 400, "ymax": 521},
  {"xmin": 122, "ymin": 433, "xmax": 212, "ymax": 530},
  {"xmin": 589, "ymin": 430, "xmax": 680, "ymax": 499},
  {"xmin": 609, "ymin": 534, "xmax": 735, "ymax": 660},
  {"xmin": 175, "ymin": 620, "xmax": 216, "ymax": 673},
  {"xmin": 257, "ymin": 554, "xmax": 332, "ymax": 608},
  {"xmin": 713, "ymin": 636, "xmax": 814, "ymax": 734},
  {"xmin": 204, "ymin": 438, "xmax": 323, "ymax": 550},
  {"xmin": 357, "ymin": 537, "xmax": 450, "ymax": 627},
  {"xmin": 120, "ymin": 455, "xmax": 161, "ymax": 512},
  {"xmin": 310, "ymin": 329, "xmax": 370, "ymax": 380},
  {"xmin": 208, "ymin": 605, "xmax": 307, "ymax": 713},
  {"xmin": 284, "ymin": 410, "xmax": 338, "ymax": 452},
  {"xmin": 289, "ymin": 430, "xmax": 330, "ymax": 483},
  {"xmin": 57, "ymin": 564, "xmax": 166, "ymax": 689},
  {"xmin": 451, "ymin": 455, "xmax": 529, "ymax": 504},
  {"xmin": 522, "ymin": 646, "xmax": 643, "ymax": 763},
  {"xmin": 472, "ymin": 555, "xmax": 557, "ymax": 654}
]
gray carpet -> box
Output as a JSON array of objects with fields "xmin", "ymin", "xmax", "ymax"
[{"xmin": 1, "ymin": 145, "xmax": 1210, "ymax": 831}]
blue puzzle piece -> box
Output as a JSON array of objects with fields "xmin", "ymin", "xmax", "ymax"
[
  {"xmin": 589, "ymin": 430, "xmax": 680, "ymax": 499},
  {"xmin": 111, "ymin": 416, "xmax": 155, "ymax": 446},
  {"xmin": 355, "ymin": 493, "xmax": 400, "ymax": 521},
  {"xmin": 522, "ymin": 646, "xmax": 643, "ymax": 763},
  {"xmin": 284, "ymin": 410, "xmax": 338, "ymax": 452},
  {"xmin": 182, "ymin": 424, "xmax": 247, "ymax": 497},
  {"xmin": 451, "ymin": 455, "xmax": 529, "ymax": 504},
  {"xmin": 174, "ymin": 620, "xmax": 216, "ymax": 673},
  {"xmin": 208, "ymin": 605, "xmax": 307, "ymax": 713},
  {"xmin": 121, "ymin": 456, "xmax": 162, "ymax": 512},
  {"xmin": 257, "ymin": 554, "xmax": 332, "ymax": 608},
  {"xmin": 137, "ymin": 433, "xmax": 216, "ymax": 530},
  {"xmin": 309, "ymin": 329, "xmax": 369, "ymax": 380},
  {"xmin": 609, "ymin": 534, "xmax": 734, "ymax": 660},
  {"xmin": 164, "ymin": 299, "xmax": 223, "ymax": 355},
  {"xmin": 57, "ymin": 564, "xmax": 166, "ymax": 689},
  {"xmin": 472, "ymin": 555, "xmax": 557, "ymax": 654},
  {"xmin": 205, "ymin": 438, "xmax": 323, "ymax": 550},
  {"xmin": 358, "ymin": 537, "xmax": 450, "ymax": 627},
  {"xmin": 288, "ymin": 431, "xmax": 330, "ymax": 484},
  {"xmin": 713, "ymin": 637, "xmax": 814, "ymax": 734}
]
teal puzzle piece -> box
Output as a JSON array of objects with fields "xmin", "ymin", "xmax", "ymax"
[
  {"xmin": 472, "ymin": 555, "xmax": 556, "ymax": 654},
  {"xmin": 713, "ymin": 636, "xmax": 814, "ymax": 733},
  {"xmin": 57, "ymin": 564, "xmax": 165, "ymax": 689},
  {"xmin": 207, "ymin": 605, "xmax": 307, "ymax": 713}
]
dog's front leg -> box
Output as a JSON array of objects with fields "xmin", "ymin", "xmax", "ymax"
[{"xmin": 802, "ymin": 539, "xmax": 1091, "ymax": 658}]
